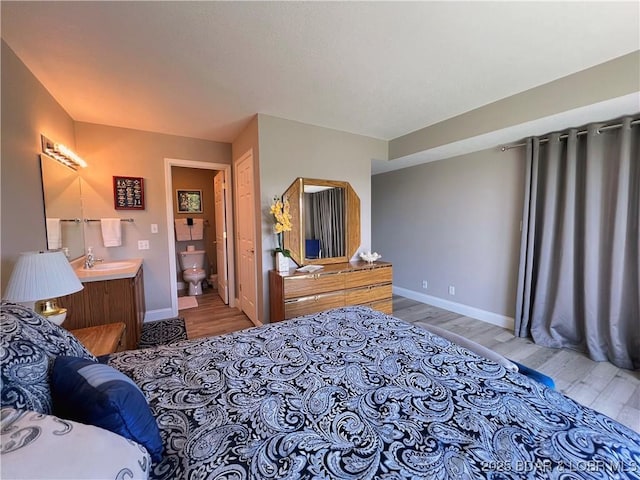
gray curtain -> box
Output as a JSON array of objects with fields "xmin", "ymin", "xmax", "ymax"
[
  {"xmin": 515, "ymin": 117, "xmax": 639, "ymax": 370},
  {"xmin": 310, "ymin": 188, "xmax": 345, "ymax": 257}
]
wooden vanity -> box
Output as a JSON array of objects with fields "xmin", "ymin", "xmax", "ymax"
[
  {"xmin": 269, "ymin": 261, "xmax": 392, "ymax": 322},
  {"xmin": 59, "ymin": 259, "xmax": 145, "ymax": 351}
]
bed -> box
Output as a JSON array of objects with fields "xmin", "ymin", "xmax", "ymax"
[{"xmin": 2, "ymin": 301, "xmax": 639, "ymax": 479}]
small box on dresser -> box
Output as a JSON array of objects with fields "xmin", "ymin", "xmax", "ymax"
[{"xmin": 269, "ymin": 261, "xmax": 392, "ymax": 322}]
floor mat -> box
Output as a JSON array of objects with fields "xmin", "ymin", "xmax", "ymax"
[
  {"xmin": 139, "ymin": 317, "xmax": 187, "ymax": 348},
  {"xmin": 178, "ymin": 296, "xmax": 198, "ymax": 310}
]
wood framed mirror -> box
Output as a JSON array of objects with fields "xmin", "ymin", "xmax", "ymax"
[{"xmin": 282, "ymin": 178, "xmax": 360, "ymax": 265}]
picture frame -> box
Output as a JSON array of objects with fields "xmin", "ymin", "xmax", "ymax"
[
  {"xmin": 113, "ymin": 176, "xmax": 145, "ymax": 210},
  {"xmin": 177, "ymin": 189, "xmax": 202, "ymax": 213}
]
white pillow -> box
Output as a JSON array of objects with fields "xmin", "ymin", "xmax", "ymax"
[{"xmin": 1, "ymin": 407, "xmax": 150, "ymax": 480}]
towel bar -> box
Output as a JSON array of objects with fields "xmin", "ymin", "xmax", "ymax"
[{"xmin": 84, "ymin": 218, "xmax": 134, "ymax": 223}]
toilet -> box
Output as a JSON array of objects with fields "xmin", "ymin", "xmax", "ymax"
[{"xmin": 178, "ymin": 249, "xmax": 206, "ymax": 296}]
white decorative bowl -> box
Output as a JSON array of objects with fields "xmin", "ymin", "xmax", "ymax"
[{"xmin": 359, "ymin": 251, "xmax": 381, "ymax": 263}]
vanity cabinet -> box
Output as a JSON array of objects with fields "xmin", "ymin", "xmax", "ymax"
[
  {"xmin": 60, "ymin": 266, "xmax": 145, "ymax": 351},
  {"xmin": 269, "ymin": 261, "xmax": 392, "ymax": 322}
]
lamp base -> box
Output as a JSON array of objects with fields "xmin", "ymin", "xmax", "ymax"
[{"xmin": 35, "ymin": 299, "xmax": 67, "ymax": 326}]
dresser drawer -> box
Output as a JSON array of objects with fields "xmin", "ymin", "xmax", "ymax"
[
  {"xmin": 345, "ymin": 284, "xmax": 392, "ymax": 305},
  {"xmin": 284, "ymin": 291, "xmax": 345, "ymax": 319},
  {"xmin": 344, "ymin": 266, "xmax": 392, "ymax": 288},
  {"xmin": 283, "ymin": 272, "xmax": 344, "ymax": 300}
]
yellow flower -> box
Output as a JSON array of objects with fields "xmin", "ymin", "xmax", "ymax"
[{"xmin": 270, "ymin": 197, "xmax": 292, "ymax": 234}]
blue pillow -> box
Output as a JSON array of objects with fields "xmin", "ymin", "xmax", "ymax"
[
  {"xmin": 511, "ymin": 360, "xmax": 556, "ymax": 389},
  {"xmin": 51, "ymin": 356, "xmax": 163, "ymax": 462}
]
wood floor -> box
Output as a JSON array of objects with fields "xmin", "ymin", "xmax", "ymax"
[
  {"xmin": 179, "ymin": 288, "xmax": 254, "ymax": 338},
  {"xmin": 179, "ymin": 289, "xmax": 639, "ymax": 433}
]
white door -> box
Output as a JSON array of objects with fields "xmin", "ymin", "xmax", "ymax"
[
  {"xmin": 214, "ymin": 171, "xmax": 229, "ymax": 304},
  {"xmin": 236, "ymin": 150, "xmax": 258, "ymax": 323}
]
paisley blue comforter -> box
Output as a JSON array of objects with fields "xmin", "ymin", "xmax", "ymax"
[{"xmin": 108, "ymin": 306, "xmax": 640, "ymax": 479}]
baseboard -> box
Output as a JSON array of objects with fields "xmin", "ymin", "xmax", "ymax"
[
  {"xmin": 393, "ymin": 286, "xmax": 515, "ymax": 330},
  {"xmin": 145, "ymin": 308, "xmax": 175, "ymax": 322}
]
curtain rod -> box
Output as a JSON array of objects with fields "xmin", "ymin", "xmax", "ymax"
[{"xmin": 500, "ymin": 118, "xmax": 640, "ymax": 151}]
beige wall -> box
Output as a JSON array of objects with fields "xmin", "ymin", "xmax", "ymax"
[
  {"xmin": 390, "ymin": 51, "xmax": 640, "ymax": 160},
  {"xmin": 171, "ymin": 166, "xmax": 219, "ymax": 281},
  {"xmin": 1, "ymin": 41, "xmax": 76, "ymax": 292},
  {"xmin": 257, "ymin": 114, "xmax": 388, "ymax": 322},
  {"xmin": 372, "ymin": 146, "xmax": 525, "ymax": 318},
  {"xmin": 74, "ymin": 122, "xmax": 231, "ymax": 315}
]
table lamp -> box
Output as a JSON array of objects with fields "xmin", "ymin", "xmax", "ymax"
[{"xmin": 3, "ymin": 251, "xmax": 84, "ymax": 325}]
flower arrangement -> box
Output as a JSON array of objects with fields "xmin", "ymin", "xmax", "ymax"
[
  {"xmin": 359, "ymin": 251, "xmax": 381, "ymax": 264},
  {"xmin": 270, "ymin": 196, "xmax": 292, "ymax": 255}
]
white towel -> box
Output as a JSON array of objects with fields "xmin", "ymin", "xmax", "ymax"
[
  {"xmin": 46, "ymin": 218, "xmax": 62, "ymax": 250},
  {"xmin": 175, "ymin": 220, "xmax": 191, "ymax": 241},
  {"xmin": 190, "ymin": 219, "xmax": 204, "ymax": 240},
  {"xmin": 101, "ymin": 218, "xmax": 122, "ymax": 247}
]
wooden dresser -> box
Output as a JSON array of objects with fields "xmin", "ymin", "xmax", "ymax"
[{"xmin": 269, "ymin": 261, "xmax": 392, "ymax": 322}]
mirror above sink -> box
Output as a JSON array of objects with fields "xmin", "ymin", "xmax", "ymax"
[
  {"xmin": 282, "ymin": 178, "xmax": 360, "ymax": 266},
  {"xmin": 40, "ymin": 153, "xmax": 85, "ymax": 260}
]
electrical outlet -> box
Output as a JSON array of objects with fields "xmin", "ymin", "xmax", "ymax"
[
  {"xmin": 422, "ymin": 280, "xmax": 428, "ymax": 289},
  {"xmin": 448, "ymin": 285, "xmax": 455, "ymax": 296},
  {"xmin": 151, "ymin": 224, "xmax": 158, "ymax": 233},
  {"xmin": 138, "ymin": 240, "xmax": 150, "ymax": 250}
]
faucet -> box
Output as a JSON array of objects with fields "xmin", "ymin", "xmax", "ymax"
[
  {"xmin": 84, "ymin": 247, "xmax": 103, "ymax": 269},
  {"xmin": 85, "ymin": 248, "xmax": 95, "ymax": 269}
]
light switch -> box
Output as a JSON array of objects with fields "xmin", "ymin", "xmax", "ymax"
[
  {"xmin": 151, "ymin": 224, "xmax": 158, "ymax": 233},
  {"xmin": 138, "ymin": 240, "xmax": 150, "ymax": 250}
]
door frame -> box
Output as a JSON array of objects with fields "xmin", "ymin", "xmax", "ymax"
[
  {"xmin": 213, "ymin": 170, "xmax": 229, "ymax": 305},
  {"xmin": 164, "ymin": 158, "xmax": 236, "ymax": 318}
]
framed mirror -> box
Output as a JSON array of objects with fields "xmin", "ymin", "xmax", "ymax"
[
  {"xmin": 40, "ymin": 154, "xmax": 85, "ymax": 260},
  {"xmin": 283, "ymin": 178, "xmax": 360, "ymax": 265}
]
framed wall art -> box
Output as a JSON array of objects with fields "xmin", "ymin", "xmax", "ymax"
[
  {"xmin": 177, "ymin": 189, "xmax": 202, "ymax": 213},
  {"xmin": 113, "ymin": 176, "xmax": 145, "ymax": 210}
]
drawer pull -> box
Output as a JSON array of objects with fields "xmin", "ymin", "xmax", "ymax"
[
  {"xmin": 284, "ymin": 291, "xmax": 342, "ymax": 304},
  {"xmin": 288, "ymin": 271, "xmax": 342, "ymax": 280}
]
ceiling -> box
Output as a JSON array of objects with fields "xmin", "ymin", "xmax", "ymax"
[{"xmin": 2, "ymin": 1, "xmax": 639, "ymax": 145}]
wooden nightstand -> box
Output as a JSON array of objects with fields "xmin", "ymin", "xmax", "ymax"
[{"xmin": 70, "ymin": 322, "xmax": 126, "ymax": 356}]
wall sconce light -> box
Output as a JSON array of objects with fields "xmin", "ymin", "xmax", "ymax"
[{"xmin": 41, "ymin": 135, "xmax": 88, "ymax": 169}]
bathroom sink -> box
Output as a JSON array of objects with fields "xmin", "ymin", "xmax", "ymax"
[{"xmin": 83, "ymin": 260, "xmax": 137, "ymax": 271}]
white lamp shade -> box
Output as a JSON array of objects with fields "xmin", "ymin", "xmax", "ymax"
[{"xmin": 4, "ymin": 251, "xmax": 83, "ymax": 302}]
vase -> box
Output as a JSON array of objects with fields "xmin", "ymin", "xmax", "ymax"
[{"xmin": 275, "ymin": 251, "xmax": 289, "ymax": 272}]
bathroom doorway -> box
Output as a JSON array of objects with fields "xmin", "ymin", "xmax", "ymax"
[
  {"xmin": 213, "ymin": 171, "xmax": 229, "ymax": 304},
  {"xmin": 164, "ymin": 158, "xmax": 235, "ymax": 319}
]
